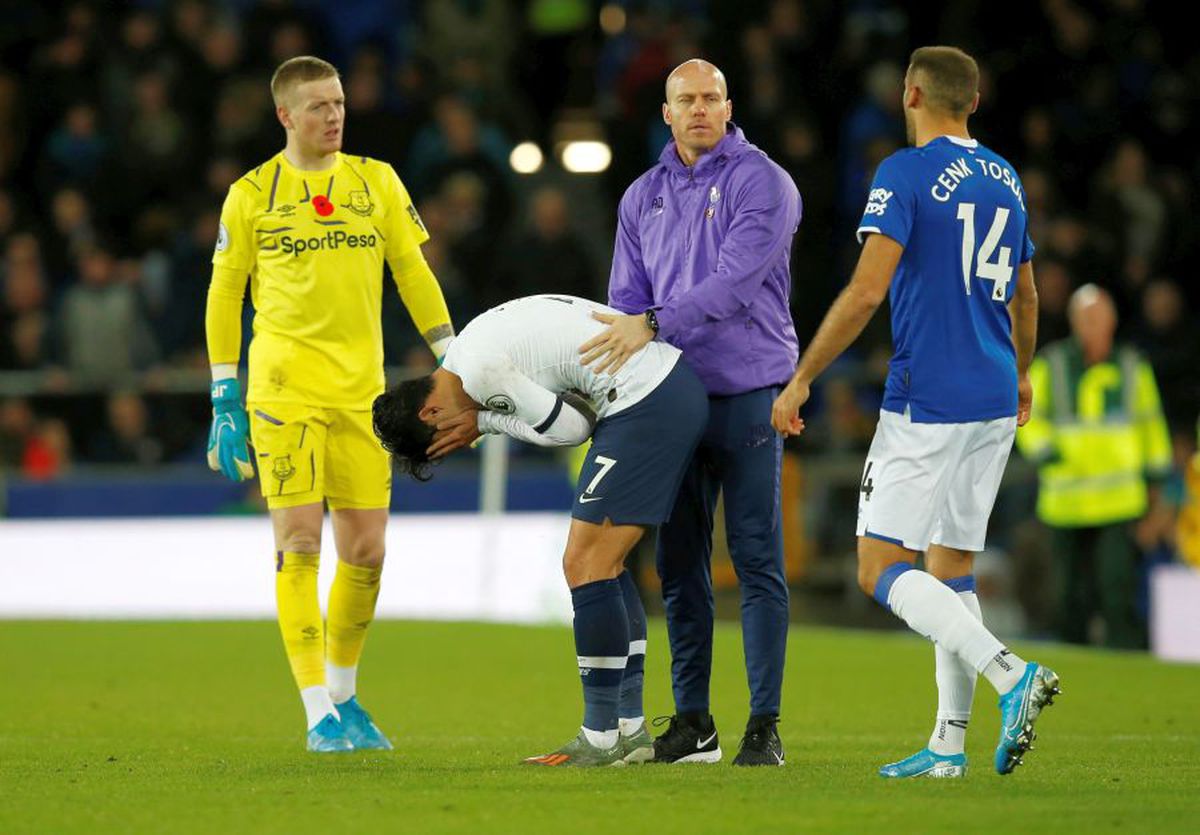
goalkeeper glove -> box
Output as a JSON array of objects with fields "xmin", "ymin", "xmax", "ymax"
[{"xmin": 207, "ymin": 377, "xmax": 255, "ymax": 482}]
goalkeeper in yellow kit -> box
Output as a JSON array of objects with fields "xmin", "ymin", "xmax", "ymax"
[{"xmin": 205, "ymin": 56, "xmax": 454, "ymax": 752}]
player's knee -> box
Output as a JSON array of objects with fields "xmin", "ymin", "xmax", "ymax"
[
  {"xmin": 561, "ymin": 547, "xmax": 597, "ymax": 587},
  {"xmin": 562, "ymin": 543, "xmax": 625, "ymax": 588},
  {"xmin": 856, "ymin": 559, "xmax": 881, "ymax": 598},
  {"xmin": 925, "ymin": 546, "xmax": 973, "ymax": 580},
  {"xmin": 339, "ymin": 542, "xmax": 385, "ymax": 567},
  {"xmin": 279, "ymin": 532, "xmax": 322, "ymax": 555}
]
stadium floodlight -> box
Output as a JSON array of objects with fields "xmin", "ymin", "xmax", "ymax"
[
  {"xmin": 599, "ymin": 4, "xmax": 626, "ymax": 35},
  {"xmin": 509, "ymin": 141, "xmax": 544, "ymax": 174},
  {"xmin": 561, "ymin": 141, "xmax": 612, "ymax": 174}
]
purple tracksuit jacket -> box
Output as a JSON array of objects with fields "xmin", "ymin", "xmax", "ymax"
[{"xmin": 608, "ymin": 124, "xmax": 801, "ymax": 396}]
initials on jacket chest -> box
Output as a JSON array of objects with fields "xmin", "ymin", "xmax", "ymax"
[{"xmin": 639, "ymin": 179, "xmax": 731, "ymax": 268}]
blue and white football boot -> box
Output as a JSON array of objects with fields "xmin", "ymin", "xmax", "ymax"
[
  {"xmin": 995, "ymin": 662, "xmax": 1061, "ymax": 775},
  {"xmin": 306, "ymin": 713, "xmax": 355, "ymax": 753},
  {"xmin": 879, "ymin": 748, "xmax": 967, "ymax": 778},
  {"xmin": 336, "ymin": 696, "xmax": 393, "ymax": 750}
]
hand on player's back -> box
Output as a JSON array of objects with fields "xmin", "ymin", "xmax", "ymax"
[
  {"xmin": 427, "ymin": 407, "xmax": 481, "ymax": 459},
  {"xmin": 579, "ymin": 312, "xmax": 655, "ymax": 376}
]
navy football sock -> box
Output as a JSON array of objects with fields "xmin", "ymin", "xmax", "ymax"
[
  {"xmin": 617, "ymin": 570, "xmax": 646, "ymax": 721},
  {"xmin": 571, "ymin": 578, "xmax": 629, "ymax": 734}
]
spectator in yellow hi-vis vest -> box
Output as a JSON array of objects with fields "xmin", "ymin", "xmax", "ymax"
[{"xmin": 1016, "ymin": 284, "xmax": 1171, "ymax": 648}]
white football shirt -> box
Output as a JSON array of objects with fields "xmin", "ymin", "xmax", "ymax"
[{"xmin": 441, "ymin": 295, "xmax": 681, "ymax": 445}]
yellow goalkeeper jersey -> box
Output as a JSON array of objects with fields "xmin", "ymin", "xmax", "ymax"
[{"xmin": 213, "ymin": 151, "xmax": 430, "ymax": 408}]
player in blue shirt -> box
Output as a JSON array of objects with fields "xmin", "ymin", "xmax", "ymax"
[{"xmin": 772, "ymin": 46, "xmax": 1059, "ymax": 778}]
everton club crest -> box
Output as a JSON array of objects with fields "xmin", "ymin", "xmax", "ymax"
[{"xmin": 342, "ymin": 190, "xmax": 375, "ymax": 217}]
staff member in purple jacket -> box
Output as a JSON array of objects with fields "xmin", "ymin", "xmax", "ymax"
[{"xmin": 579, "ymin": 58, "xmax": 801, "ymax": 766}]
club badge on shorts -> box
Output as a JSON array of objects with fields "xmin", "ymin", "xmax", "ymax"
[{"xmin": 272, "ymin": 455, "xmax": 297, "ymax": 482}]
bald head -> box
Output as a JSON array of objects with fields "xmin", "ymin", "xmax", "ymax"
[
  {"xmin": 665, "ymin": 59, "xmax": 727, "ymax": 101},
  {"xmin": 1068, "ymin": 283, "xmax": 1115, "ymax": 323},
  {"xmin": 1068, "ymin": 283, "xmax": 1117, "ymax": 363},
  {"xmin": 663, "ymin": 59, "xmax": 732, "ymax": 165}
]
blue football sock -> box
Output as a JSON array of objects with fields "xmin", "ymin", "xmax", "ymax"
[
  {"xmin": 617, "ymin": 569, "xmax": 646, "ymax": 721},
  {"xmin": 571, "ymin": 578, "xmax": 629, "ymax": 734}
]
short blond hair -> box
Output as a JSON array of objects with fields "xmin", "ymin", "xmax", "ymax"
[
  {"xmin": 270, "ymin": 55, "xmax": 339, "ymax": 107},
  {"xmin": 908, "ymin": 46, "xmax": 978, "ymax": 117}
]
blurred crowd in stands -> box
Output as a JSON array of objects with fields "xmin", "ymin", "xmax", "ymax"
[{"xmin": 0, "ymin": 0, "xmax": 1196, "ymax": 484}]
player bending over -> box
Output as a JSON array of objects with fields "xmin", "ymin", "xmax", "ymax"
[
  {"xmin": 772, "ymin": 46, "xmax": 1059, "ymax": 778},
  {"xmin": 373, "ymin": 294, "xmax": 708, "ymax": 766}
]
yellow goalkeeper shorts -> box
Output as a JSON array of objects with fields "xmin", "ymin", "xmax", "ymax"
[{"xmin": 247, "ymin": 402, "xmax": 391, "ymax": 510}]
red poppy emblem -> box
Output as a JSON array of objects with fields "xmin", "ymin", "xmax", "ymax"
[{"xmin": 312, "ymin": 195, "xmax": 334, "ymax": 216}]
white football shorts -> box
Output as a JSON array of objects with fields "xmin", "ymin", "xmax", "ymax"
[{"xmin": 855, "ymin": 407, "xmax": 1017, "ymax": 552}]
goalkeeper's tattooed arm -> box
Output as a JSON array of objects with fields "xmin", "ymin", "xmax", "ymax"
[{"xmin": 423, "ymin": 323, "xmax": 455, "ymax": 361}]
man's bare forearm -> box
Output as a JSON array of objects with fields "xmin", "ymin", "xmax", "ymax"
[
  {"xmin": 1013, "ymin": 298, "xmax": 1037, "ymax": 375},
  {"xmin": 1012, "ymin": 262, "xmax": 1039, "ymax": 376}
]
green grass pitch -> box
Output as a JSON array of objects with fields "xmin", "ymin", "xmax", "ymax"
[{"xmin": 1, "ymin": 619, "xmax": 1198, "ymax": 834}]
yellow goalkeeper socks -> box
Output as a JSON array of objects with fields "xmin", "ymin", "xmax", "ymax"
[
  {"xmin": 326, "ymin": 559, "xmax": 383, "ymax": 703},
  {"xmin": 275, "ymin": 550, "xmax": 326, "ymax": 692}
]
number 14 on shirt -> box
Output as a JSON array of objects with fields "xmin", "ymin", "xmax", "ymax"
[{"xmin": 956, "ymin": 202, "xmax": 1012, "ymax": 302}]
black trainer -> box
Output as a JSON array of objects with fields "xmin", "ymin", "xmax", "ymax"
[
  {"xmin": 651, "ymin": 712, "xmax": 722, "ymax": 763},
  {"xmin": 732, "ymin": 714, "xmax": 785, "ymax": 766}
]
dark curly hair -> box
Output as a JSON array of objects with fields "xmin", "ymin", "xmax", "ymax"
[{"xmin": 372, "ymin": 376, "xmax": 437, "ymax": 482}]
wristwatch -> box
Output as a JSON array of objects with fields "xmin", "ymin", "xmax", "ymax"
[{"xmin": 644, "ymin": 309, "xmax": 660, "ymax": 336}]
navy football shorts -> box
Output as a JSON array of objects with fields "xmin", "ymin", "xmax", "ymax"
[{"xmin": 571, "ymin": 359, "xmax": 708, "ymax": 526}]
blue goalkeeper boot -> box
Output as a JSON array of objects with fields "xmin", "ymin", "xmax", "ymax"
[
  {"xmin": 306, "ymin": 713, "xmax": 354, "ymax": 753},
  {"xmin": 995, "ymin": 662, "xmax": 1061, "ymax": 775},
  {"xmin": 336, "ymin": 696, "xmax": 393, "ymax": 750},
  {"xmin": 879, "ymin": 748, "xmax": 967, "ymax": 778}
]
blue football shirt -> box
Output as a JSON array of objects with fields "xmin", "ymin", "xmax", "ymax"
[{"xmin": 857, "ymin": 135, "xmax": 1035, "ymax": 423}]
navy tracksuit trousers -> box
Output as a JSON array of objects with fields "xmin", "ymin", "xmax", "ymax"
[{"xmin": 655, "ymin": 386, "xmax": 789, "ymax": 718}]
